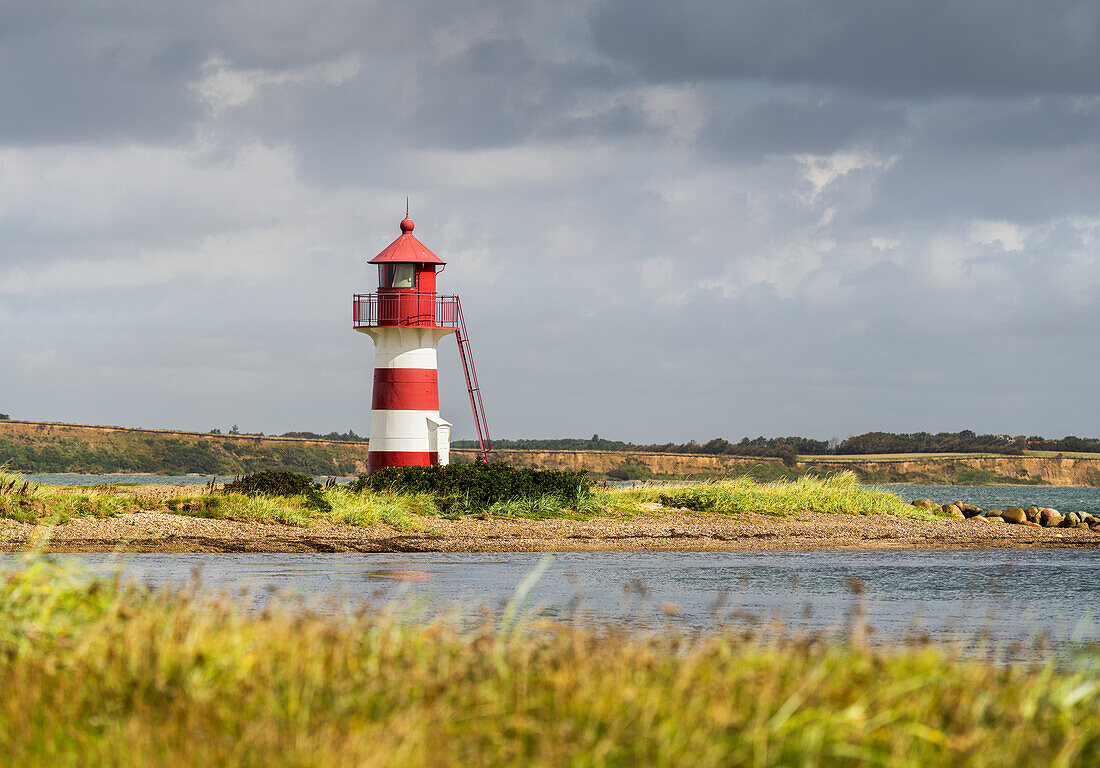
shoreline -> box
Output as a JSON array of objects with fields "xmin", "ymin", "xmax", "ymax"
[{"xmin": 4, "ymin": 509, "xmax": 1099, "ymax": 554}]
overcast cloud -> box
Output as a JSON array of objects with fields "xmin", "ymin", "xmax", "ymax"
[{"xmin": 1, "ymin": 0, "xmax": 1097, "ymax": 442}]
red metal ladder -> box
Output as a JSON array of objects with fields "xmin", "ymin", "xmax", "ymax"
[{"xmin": 453, "ymin": 297, "xmax": 492, "ymax": 461}]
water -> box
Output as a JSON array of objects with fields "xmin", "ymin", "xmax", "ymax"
[
  {"xmin": 46, "ymin": 550, "xmax": 1100, "ymax": 645},
  {"xmin": 879, "ymin": 484, "xmax": 1100, "ymax": 517}
]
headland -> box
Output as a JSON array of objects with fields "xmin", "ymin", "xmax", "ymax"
[{"xmin": 4, "ymin": 419, "xmax": 1100, "ymax": 485}]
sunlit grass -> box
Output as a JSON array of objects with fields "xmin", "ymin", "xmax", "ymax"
[
  {"xmin": 3, "ymin": 469, "xmax": 930, "ymax": 528},
  {"xmin": 594, "ymin": 471, "xmax": 924, "ymax": 518},
  {"xmin": 325, "ymin": 485, "xmax": 431, "ymax": 529},
  {"xmin": 0, "ymin": 556, "xmax": 1097, "ymax": 767},
  {"xmin": 1, "ymin": 469, "xmax": 140, "ymax": 524}
]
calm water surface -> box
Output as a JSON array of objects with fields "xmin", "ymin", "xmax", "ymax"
[
  {"xmin": 879, "ymin": 484, "xmax": 1100, "ymax": 517},
  {"xmin": 43, "ymin": 550, "xmax": 1100, "ymax": 645}
]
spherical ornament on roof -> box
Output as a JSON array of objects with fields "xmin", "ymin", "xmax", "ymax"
[{"xmin": 400, "ymin": 217, "xmax": 414, "ymax": 233}]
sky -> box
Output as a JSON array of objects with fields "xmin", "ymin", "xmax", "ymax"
[{"xmin": 1, "ymin": 0, "xmax": 1098, "ymax": 443}]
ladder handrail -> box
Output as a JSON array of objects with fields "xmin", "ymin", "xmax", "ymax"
[{"xmin": 453, "ymin": 297, "xmax": 492, "ymax": 461}]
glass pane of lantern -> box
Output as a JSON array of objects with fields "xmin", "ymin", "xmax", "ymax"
[
  {"xmin": 378, "ymin": 265, "xmax": 389, "ymax": 287},
  {"xmin": 392, "ymin": 263, "xmax": 415, "ymax": 288}
]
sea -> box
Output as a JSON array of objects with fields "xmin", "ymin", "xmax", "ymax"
[{"xmin": 38, "ymin": 549, "xmax": 1100, "ymax": 648}]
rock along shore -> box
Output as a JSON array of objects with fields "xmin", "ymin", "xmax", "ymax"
[{"xmin": 915, "ymin": 499, "xmax": 1100, "ymax": 531}]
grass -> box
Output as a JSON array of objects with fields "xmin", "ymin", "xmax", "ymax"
[
  {"xmin": 158, "ymin": 487, "xmax": 434, "ymax": 530},
  {"xmin": 1, "ymin": 555, "xmax": 1098, "ymax": 766},
  {"xmin": 2, "ymin": 469, "xmax": 922, "ymax": 527},
  {"xmin": 0, "ymin": 470, "xmax": 429, "ymax": 530},
  {"xmin": 0, "ymin": 470, "xmax": 137, "ymax": 524},
  {"xmin": 597, "ymin": 471, "xmax": 925, "ymax": 518}
]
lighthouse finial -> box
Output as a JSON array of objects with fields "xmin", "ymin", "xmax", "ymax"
[{"xmin": 400, "ymin": 198, "xmax": 414, "ymax": 233}]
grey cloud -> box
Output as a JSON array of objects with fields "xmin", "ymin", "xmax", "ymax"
[
  {"xmin": 0, "ymin": 1, "xmax": 426, "ymax": 144},
  {"xmin": 594, "ymin": 0, "xmax": 1100, "ymax": 97},
  {"xmin": 703, "ymin": 97, "xmax": 907, "ymax": 156},
  {"xmin": 402, "ymin": 37, "xmax": 635, "ymax": 150},
  {"xmin": 865, "ymin": 143, "xmax": 1100, "ymax": 223},
  {"xmin": 0, "ymin": 24, "xmax": 202, "ymax": 142},
  {"xmin": 934, "ymin": 97, "xmax": 1100, "ymax": 151}
]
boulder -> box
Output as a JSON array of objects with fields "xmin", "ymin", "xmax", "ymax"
[
  {"xmin": 1023, "ymin": 520, "xmax": 1041, "ymax": 528},
  {"xmin": 1059, "ymin": 512, "xmax": 1081, "ymax": 529},
  {"xmin": 1001, "ymin": 507, "xmax": 1027, "ymax": 524},
  {"xmin": 1025, "ymin": 506, "xmax": 1040, "ymax": 522},
  {"xmin": 911, "ymin": 499, "xmax": 933, "ymax": 509},
  {"xmin": 957, "ymin": 503, "xmax": 984, "ymax": 518},
  {"xmin": 1044, "ymin": 513, "xmax": 1065, "ymax": 528},
  {"xmin": 1091, "ymin": 522, "xmax": 1100, "ymax": 532},
  {"xmin": 986, "ymin": 509, "xmax": 1003, "ymax": 518},
  {"xmin": 1039, "ymin": 508, "xmax": 1059, "ymax": 526},
  {"xmin": 941, "ymin": 503, "xmax": 964, "ymax": 519}
]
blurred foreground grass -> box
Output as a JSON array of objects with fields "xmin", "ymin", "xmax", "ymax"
[
  {"xmin": 2, "ymin": 468, "xmax": 930, "ymax": 529},
  {"xmin": 1, "ymin": 556, "xmax": 1097, "ymax": 767}
]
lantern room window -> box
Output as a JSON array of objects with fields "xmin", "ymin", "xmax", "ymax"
[{"xmin": 379, "ymin": 263, "xmax": 416, "ymax": 288}]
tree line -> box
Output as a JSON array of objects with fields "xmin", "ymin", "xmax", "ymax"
[{"xmin": 454, "ymin": 431, "xmax": 1100, "ymax": 463}]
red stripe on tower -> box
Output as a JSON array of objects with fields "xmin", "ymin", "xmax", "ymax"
[
  {"xmin": 371, "ymin": 368, "xmax": 440, "ymax": 411},
  {"xmin": 367, "ymin": 451, "xmax": 440, "ymax": 470}
]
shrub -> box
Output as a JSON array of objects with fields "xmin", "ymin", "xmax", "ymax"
[
  {"xmin": 353, "ymin": 460, "xmax": 592, "ymax": 513},
  {"xmin": 223, "ymin": 471, "xmax": 331, "ymax": 512}
]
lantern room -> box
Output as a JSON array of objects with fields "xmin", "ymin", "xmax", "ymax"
[{"xmin": 366, "ymin": 216, "xmax": 446, "ymax": 327}]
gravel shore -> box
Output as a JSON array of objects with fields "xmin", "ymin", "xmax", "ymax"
[{"xmin": 3, "ymin": 507, "xmax": 1098, "ymax": 553}]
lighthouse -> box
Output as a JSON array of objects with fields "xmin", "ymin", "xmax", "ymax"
[{"xmin": 353, "ymin": 210, "xmax": 491, "ymax": 472}]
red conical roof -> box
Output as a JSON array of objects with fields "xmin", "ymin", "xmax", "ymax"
[{"xmin": 369, "ymin": 216, "xmax": 445, "ymax": 264}]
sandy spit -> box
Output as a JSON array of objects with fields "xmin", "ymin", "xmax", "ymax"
[{"xmin": 2, "ymin": 508, "xmax": 1098, "ymax": 554}]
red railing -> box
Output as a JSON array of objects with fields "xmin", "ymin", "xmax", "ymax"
[{"xmin": 353, "ymin": 293, "xmax": 460, "ymax": 329}]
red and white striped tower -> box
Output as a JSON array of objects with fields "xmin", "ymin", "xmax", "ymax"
[
  {"xmin": 353, "ymin": 208, "xmax": 493, "ymax": 473},
  {"xmin": 354, "ymin": 213, "xmax": 452, "ymax": 472}
]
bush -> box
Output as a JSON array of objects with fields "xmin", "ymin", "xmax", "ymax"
[
  {"xmin": 223, "ymin": 471, "xmax": 331, "ymax": 512},
  {"xmin": 353, "ymin": 460, "xmax": 592, "ymax": 513}
]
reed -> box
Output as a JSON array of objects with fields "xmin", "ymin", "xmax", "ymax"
[{"xmin": 0, "ymin": 556, "xmax": 1097, "ymax": 767}]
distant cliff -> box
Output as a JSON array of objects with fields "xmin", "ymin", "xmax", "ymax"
[
  {"xmin": 454, "ymin": 449, "xmax": 1100, "ymax": 487},
  {"xmin": 3, "ymin": 420, "xmax": 1099, "ymax": 485},
  {"xmin": 0, "ymin": 420, "xmax": 369, "ymax": 476}
]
